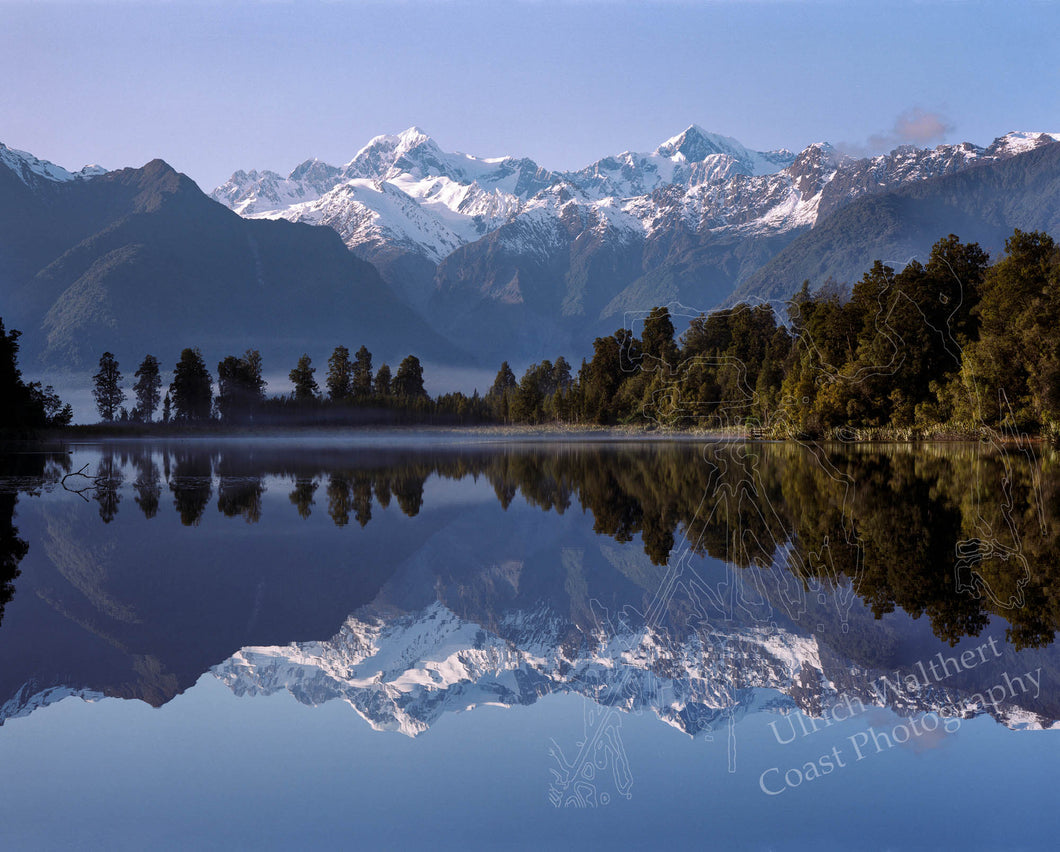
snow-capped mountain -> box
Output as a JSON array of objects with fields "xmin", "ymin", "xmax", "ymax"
[
  {"xmin": 565, "ymin": 126, "xmax": 797, "ymax": 199},
  {"xmin": 210, "ymin": 159, "xmax": 341, "ymax": 215},
  {"xmin": 212, "ymin": 597, "xmax": 1060, "ymax": 739},
  {"xmin": 212, "ymin": 126, "xmax": 1060, "ymax": 361},
  {"xmin": 211, "ymin": 125, "xmax": 808, "ymax": 266},
  {"xmin": 212, "ymin": 127, "xmax": 553, "ymax": 262},
  {"xmin": 0, "ymin": 142, "xmax": 105, "ymax": 187},
  {"xmin": 732, "ymin": 136, "xmax": 1060, "ymax": 306},
  {"xmin": 4, "ymin": 125, "xmax": 1057, "ymax": 371},
  {"xmin": 213, "ymin": 600, "xmax": 828, "ymax": 738},
  {"xmin": 213, "ymin": 126, "xmax": 1060, "ymax": 263}
]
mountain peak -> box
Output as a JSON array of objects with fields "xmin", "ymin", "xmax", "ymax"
[
  {"xmin": 142, "ymin": 157, "xmax": 176, "ymax": 172},
  {"xmin": 343, "ymin": 126, "xmax": 446, "ymax": 181},
  {"xmin": 397, "ymin": 126, "xmax": 432, "ymax": 146},
  {"xmin": 288, "ymin": 157, "xmax": 340, "ymax": 185},
  {"xmin": 358, "ymin": 126, "xmax": 437, "ymax": 155},
  {"xmin": 120, "ymin": 159, "xmax": 194, "ymax": 209},
  {"xmin": 655, "ymin": 125, "xmax": 746, "ymax": 163},
  {"xmin": 787, "ymin": 142, "xmax": 841, "ymax": 194},
  {"xmin": 0, "ymin": 142, "xmax": 105, "ymax": 186},
  {"xmin": 802, "ymin": 141, "xmax": 839, "ymax": 159},
  {"xmin": 392, "ymin": 127, "xmax": 445, "ymax": 164},
  {"xmin": 653, "ymin": 126, "xmax": 797, "ymax": 177},
  {"xmin": 985, "ymin": 130, "xmax": 1060, "ymax": 158}
]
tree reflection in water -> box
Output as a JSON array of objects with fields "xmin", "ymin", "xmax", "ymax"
[
  {"xmin": 0, "ymin": 450, "xmax": 68, "ymax": 627},
  {"xmin": 2, "ymin": 441, "xmax": 1057, "ymax": 651}
]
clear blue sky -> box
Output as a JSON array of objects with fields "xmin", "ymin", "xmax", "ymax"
[{"xmin": 2, "ymin": 0, "xmax": 1058, "ymax": 192}]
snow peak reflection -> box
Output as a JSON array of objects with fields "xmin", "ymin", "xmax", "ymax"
[
  {"xmin": 759, "ymin": 656, "xmax": 1046, "ymax": 796},
  {"xmin": 767, "ymin": 638, "xmax": 1009, "ymax": 747}
]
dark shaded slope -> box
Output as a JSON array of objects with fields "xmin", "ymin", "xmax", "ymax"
[
  {"xmin": 429, "ymin": 203, "xmax": 798, "ymax": 363},
  {"xmin": 0, "ymin": 160, "xmax": 466, "ymax": 371}
]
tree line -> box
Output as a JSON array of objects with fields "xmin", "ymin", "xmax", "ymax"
[
  {"xmin": 7, "ymin": 226, "xmax": 1058, "ymax": 436},
  {"xmin": 552, "ymin": 228, "xmax": 1060, "ymax": 437},
  {"xmin": 88, "ymin": 346, "xmax": 440, "ymax": 426}
]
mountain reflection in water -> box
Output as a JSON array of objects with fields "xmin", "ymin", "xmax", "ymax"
[{"xmin": 1, "ymin": 438, "xmax": 1058, "ymax": 742}]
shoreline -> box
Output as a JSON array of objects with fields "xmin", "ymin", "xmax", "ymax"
[{"xmin": 4, "ymin": 421, "xmax": 1048, "ymax": 448}]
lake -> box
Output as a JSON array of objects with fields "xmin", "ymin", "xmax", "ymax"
[{"xmin": 1, "ymin": 434, "xmax": 1059, "ymax": 850}]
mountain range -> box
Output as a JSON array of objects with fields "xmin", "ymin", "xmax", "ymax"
[
  {"xmin": 211, "ymin": 126, "xmax": 1060, "ymax": 363},
  {"xmin": 2, "ymin": 126, "xmax": 1059, "ymax": 376}
]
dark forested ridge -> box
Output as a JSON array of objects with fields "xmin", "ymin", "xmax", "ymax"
[{"xmin": 0, "ymin": 159, "xmax": 465, "ymax": 371}]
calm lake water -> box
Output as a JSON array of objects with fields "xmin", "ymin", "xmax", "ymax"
[{"xmin": 2, "ymin": 434, "xmax": 1059, "ymax": 850}]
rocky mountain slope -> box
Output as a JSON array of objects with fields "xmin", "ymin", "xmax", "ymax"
[
  {"xmin": 214, "ymin": 128, "xmax": 1060, "ymax": 361},
  {"xmin": 731, "ymin": 138, "xmax": 1060, "ymax": 305}
]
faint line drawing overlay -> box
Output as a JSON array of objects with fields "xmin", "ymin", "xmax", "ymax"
[
  {"xmin": 873, "ymin": 252, "xmax": 1040, "ymax": 610},
  {"xmin": 548, "ymin": 302, "xmax": 865, "ymax": 806},
  {"xmin": 548, "ymin": 259, "xmax": 1044, "ymax": 803}
]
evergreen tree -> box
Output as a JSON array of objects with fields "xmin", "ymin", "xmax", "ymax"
[
  {"xmin": 551, "ymin": 357, "xmax": 573, "ymax": 392},
  {"xmin": 244, "ymin": 349, "xmax": 265, "ymax": 397},
  {"xmin": 289, "ymin": 354, "xmax": 319, "ymax": 401},
  {"xmin": 580, "ymin": 333, "xmax": 631, "ymax": 424},
  {"xmin": 393, "ymin": 355, "xmax": 427, "ymax": 398},
  {"xmin": 170, "ymin": 348, "xmax": 213, "ymax": 421},
  {"xmin": 132, "ymin": 355, "xmax": 162, "ymax": 422},
  {"xmin": 549, "ymin": 356, "xmax": 574, "ymax": 422},
  {"xmin": 217, "ymin": 350, "xmax": 266, "ymax": 422},
  {"xmin": 374, "ymin": 363, "xmax": 392, "ymax": 397},
  {"xmin": 641, "ymin": 306, "xmax": 679, "ymax": 372},
  {"xmin": 511, "ymin": 362, "xmax": 552, "ymax": 423},
  {"xmin": 487, "ymin": 361, "xmax": 517, "ymax": 421},
  {"xmin": 92, "ymin": 352, "xmax": 125, "ymax": 422},
  {"xmin": 326, "ymin": 345, "xmax": 353, "ymax": 401},
  {"xmin": 489, "ymin": 362, "xmax": 518, "ymax": 397},
  {"xmin": 352, "ymin": 345, "xmax": 373, "ymax": 399},
  {"xmin": 960, "ymin": 230, "xmax": 1060, "ymax": 429}
]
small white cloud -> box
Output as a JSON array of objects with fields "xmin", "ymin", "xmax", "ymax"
[
  {"xmin": 893, "ymin": 108, "xmax": 953, "ymax": 145},
  {"xmin": 840, "ymin": 108, "xmax": 955, "ymax": 158}
]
